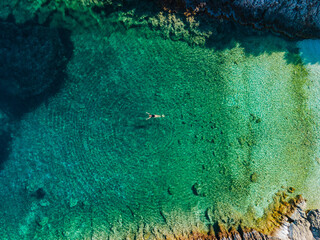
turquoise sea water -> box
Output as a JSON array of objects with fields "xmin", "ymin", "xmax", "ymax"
[{"xmin": 0, "ymin": 6, "xmax": 320, "ymax": 239}]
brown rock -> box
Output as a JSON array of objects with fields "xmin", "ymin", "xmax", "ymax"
[
  {"xmin": 288, "ymin": 187, "xmax": 296, "ymax": 193},
  {"xmin": 229, "ymin": 227, "xmax": 241, "ymax": 240}
]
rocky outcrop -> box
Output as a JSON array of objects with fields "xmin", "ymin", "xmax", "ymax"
[
  {"xmin": 272, "ymin": 200, "xmax": 320, "ymax": 240},
  {"xmin": 221, "ymin": 226, "xmax": 278, "ymax": 240},
  {"xmin": 165, "ymin": 0, "xmax": 320, "ymax": 38},
  {"xmin": 211, "ymin": 204, "xmax": 320, "ymax": 240},
  {"xmin": 308, "ymin": 210, "xmax": 320, "ymax": 239},
  {"xmin": 4, "ymin": 0, "xmax": 319, "ymax": 39},
  {"xmin": 186, "ymin": 196, "xmax": 320, "ymax": 240}
]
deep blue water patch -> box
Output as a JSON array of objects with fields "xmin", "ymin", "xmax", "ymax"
[
  {"xmin": 0, "ymin": 19, "xmax": 73, "ymax": 169},
  {"xmin": 0, "ymin": 20, "xmax": 72, "ymax": 118}
]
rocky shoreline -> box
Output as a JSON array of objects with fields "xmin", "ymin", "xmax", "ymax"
[
  {"xmin": 125, "ymin": 194, "xmax": 320, "ymax": 239},
  {"xmin": 162, "ymin": 0, "xmax": 320, "ymax": 39},
  {"xmin": 207, "ymin": 200, "xmax": 320, "ymax": 240},
  {"xmin": 273, "ymin": 202, "xmax": 320, "ymax": 240},
  {"xmin": 233, "ymin": 203, "xmax": 320, "ymax": 240},
  {"xmin": 2, "ymin": 0, "xmax": 320, "ymax": 39}
]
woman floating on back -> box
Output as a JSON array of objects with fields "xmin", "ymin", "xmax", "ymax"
[{"xmin": 146, "ymin": 112, "xmax": 165, "ymax": 120}]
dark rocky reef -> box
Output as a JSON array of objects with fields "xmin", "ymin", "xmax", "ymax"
[
  {"xmin": 0, "ymin": 20, "xmax": 72, "ymax": 169},
  {"xmin": 163, "ymin": 0, "xmax": 320, "ymax": 38},
  {"xmin": 0, "ymin": 20, "xmax": 72, "ymax": 117},
  {"xmin": 2, "ymin": 1, "xmax": 319, "ymax": 39},
  {"xmin": 0, "ymin": 21, "xmax": 64, "ymax": 99}
]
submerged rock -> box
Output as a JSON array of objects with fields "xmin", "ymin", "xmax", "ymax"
[
  {"xmin": 191, "ymin": 182, "xmax": 206, "ymax": 197},
  {"xmin": 250, "ymin": 172, "xmax": 258, "ymax": 183}
]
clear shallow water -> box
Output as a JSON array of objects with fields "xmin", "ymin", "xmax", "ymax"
[
  {"xmin": 0, "ymin": 16, "xmax": 319, "ymax": 238},
  {"xmin": 298, "ymin": 39, "xmax": 320, "ymax": 209}
]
